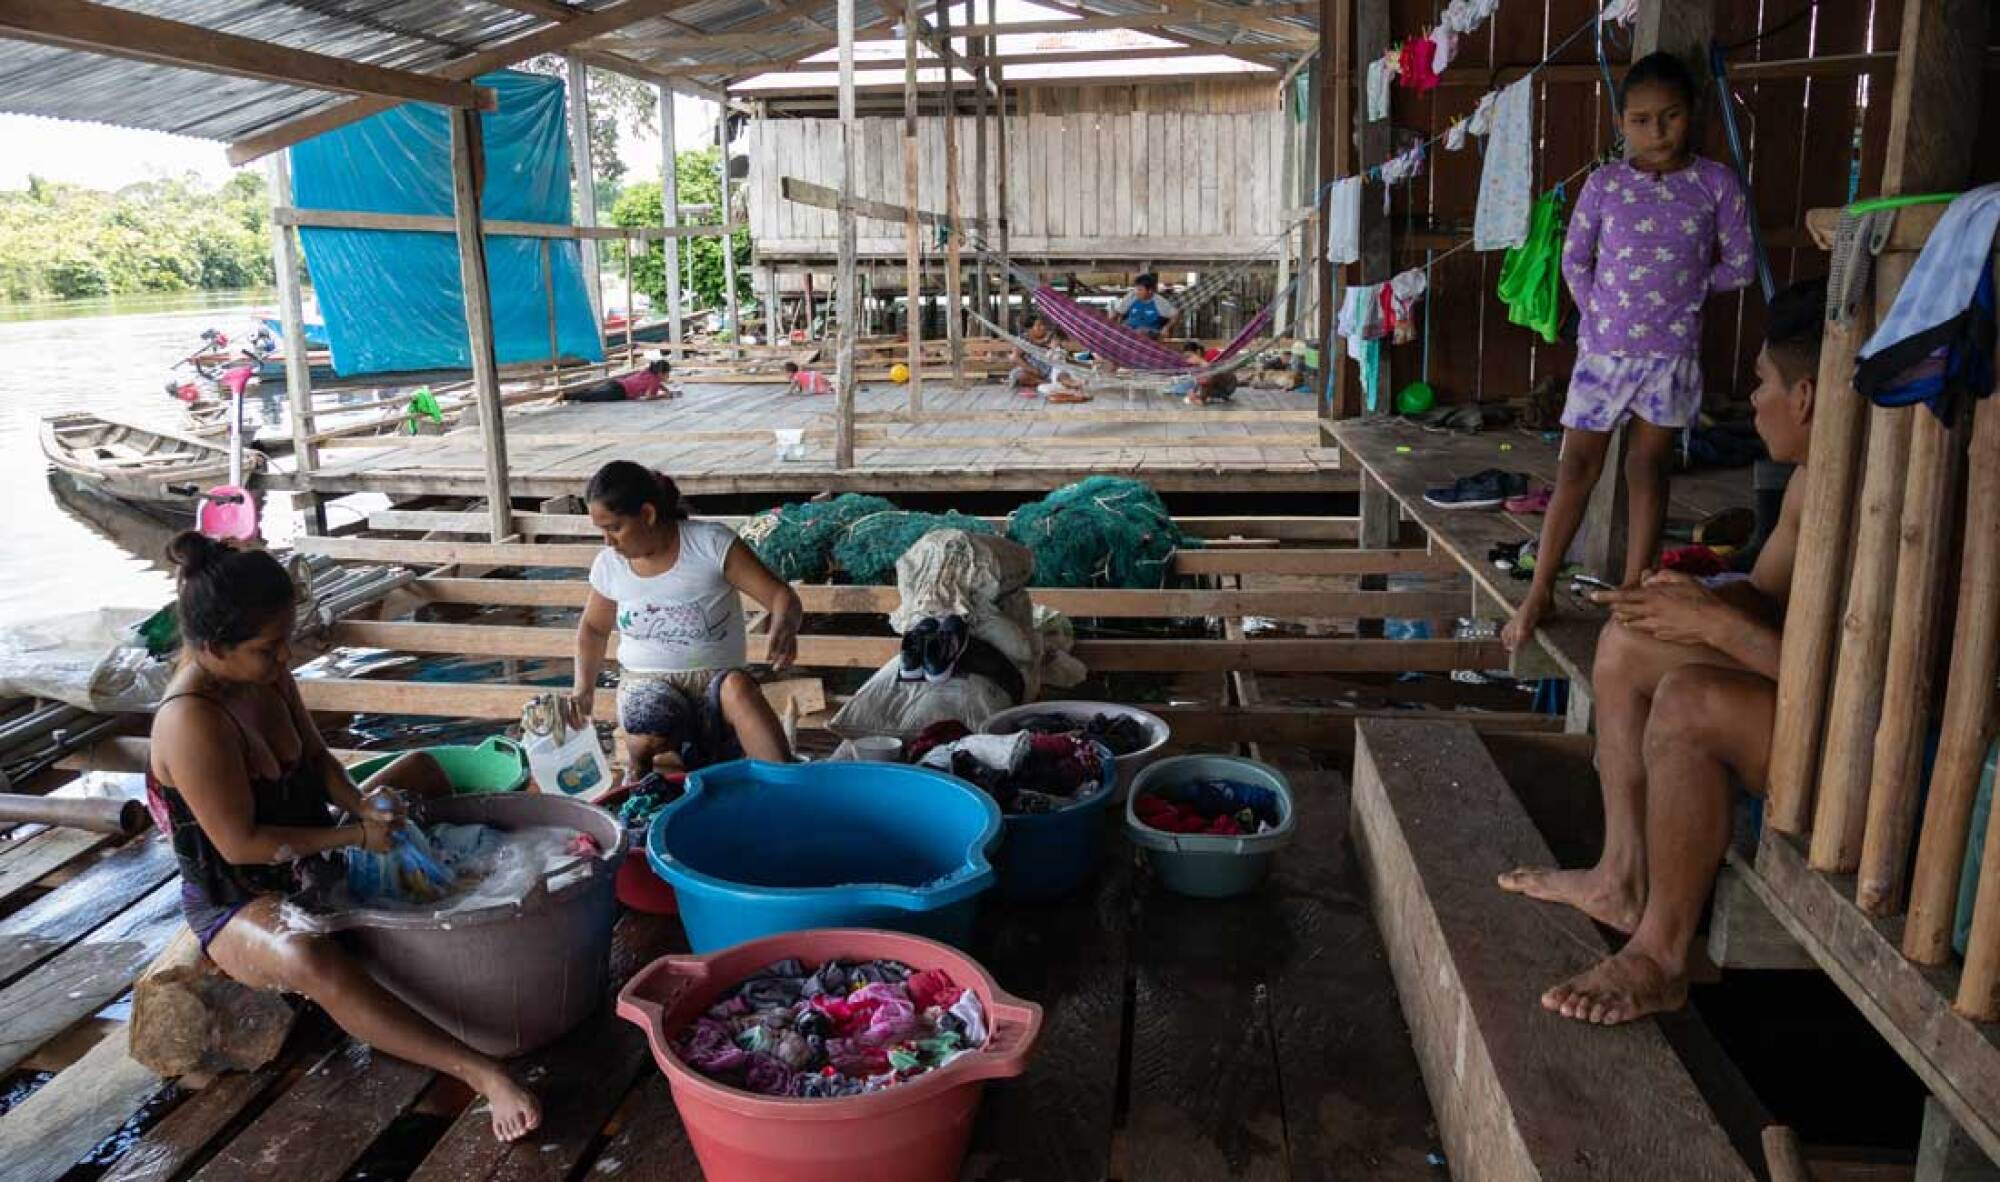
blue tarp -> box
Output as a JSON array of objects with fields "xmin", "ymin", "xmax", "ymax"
[{"xmin": 290, "ymin": 70, "xmax": 603, "ymax": 377}]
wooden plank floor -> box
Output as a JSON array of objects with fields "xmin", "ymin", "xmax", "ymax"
[
  {"xmin": 1333, "ymin": 418, "xmax": 1757, "ymax": 686},
  {"xmin": 294, "ymin": 378, "xmax": 1354, "ymax": 499},
  {"xmin": 3, "ymin": 754, "xmax": 1440, "ymax": 1181}
]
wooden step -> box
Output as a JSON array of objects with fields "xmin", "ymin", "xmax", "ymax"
[{"xmin": 1350, "ymin": 718, "xmax": 1751, "ymax": 1181}]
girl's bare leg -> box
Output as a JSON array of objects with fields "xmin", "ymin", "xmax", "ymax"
[
  {"xmin": 1504, "ymin": 427, "xmax": 1614, "ymax": 651},
  {"xmin": 1623, "ymin": 420, "xmax": 1680, "ymax": 585},
  {"xmin": 206, "ymin": 898, "xmax": 541, "ymax": 1141}
]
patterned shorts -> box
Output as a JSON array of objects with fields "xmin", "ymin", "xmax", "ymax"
[
  {"xmin": 1561, "ymin": 352, "xmax": 1705, "ymax": 432},
  {"xmin": 616, "ymin": 669, "xmax": 740, "ymax": 767}
]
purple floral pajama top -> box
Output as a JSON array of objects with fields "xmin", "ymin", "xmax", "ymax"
[{"xmin": 1562, "ymin": 157, "xmax": 1756, "ymax": 359}]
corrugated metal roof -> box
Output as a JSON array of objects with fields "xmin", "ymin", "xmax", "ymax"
[{"xmin": 0, "ymin": 0, "xmax": 1311, "ymax": 146}]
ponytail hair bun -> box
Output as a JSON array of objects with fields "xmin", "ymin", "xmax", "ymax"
[
  {"xmin": 164, "ymin": 531, "xmax": 297, "ymax": 651},
  {"xmin": 586, "ymin": 460, "xmax": 690, "ymax": 522}
]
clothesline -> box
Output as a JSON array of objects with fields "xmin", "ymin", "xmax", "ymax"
[{"xmin": 1402, "ymin": 156, "xmax": 1607, "ymax": 277}]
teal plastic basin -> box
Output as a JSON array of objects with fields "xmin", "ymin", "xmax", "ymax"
[
  {"xmin": 1126, "ymin": 755, "xmax": 1296, "ymax": 899},
  {"xmin": 346, "ymin": 736, "xmax": 529, "ymax": 795}
]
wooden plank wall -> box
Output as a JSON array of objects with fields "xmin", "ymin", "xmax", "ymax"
[
  {"xmin": 748, "ymin": 79, "xmax": 1288, "ymax": 261},
  {"xmin": 1384, "ymin": 0, "xmax": 1902, "ymax": 406}
]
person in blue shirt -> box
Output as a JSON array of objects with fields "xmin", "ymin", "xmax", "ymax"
[{"xmin": 1110, "ymin": 273, "xmax": 1180, "ymax": 339}]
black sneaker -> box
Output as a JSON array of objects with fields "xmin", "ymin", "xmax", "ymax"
[
  {"xmin": 899, "ymin": 618, "xmax": 937, "ymax": 682},
  {"xmin": 1423, "ymin": 468, "xmax": 1529, "ymax": 510},
  {"xmin": 924, "ymin": 616, "xmax": 970, "ymax": 682}
]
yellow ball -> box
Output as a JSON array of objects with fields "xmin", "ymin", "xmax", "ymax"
[{"xmin": 889, "ymin": 363, "xmax": 910, "ymax": 384}]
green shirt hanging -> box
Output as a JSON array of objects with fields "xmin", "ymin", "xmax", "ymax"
[{"xmin": 1497, "ymin": 190, "xmax": 1567, "ymax": 345}]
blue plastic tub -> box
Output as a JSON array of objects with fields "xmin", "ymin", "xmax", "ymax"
[
  {"xmin": 991, "ymin": 745, "xmax": 1117, "ymax": 904},
  {"xmin": 647, "ymin": 759, "xmax": 1002, "ymax": 953}
]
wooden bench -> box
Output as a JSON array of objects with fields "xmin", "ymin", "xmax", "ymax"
[{"xmin": 1351, "ymin": 717, "xmax": 1752, "ymax": 1180}]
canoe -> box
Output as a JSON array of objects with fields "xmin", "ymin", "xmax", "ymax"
[{"xmin": 39, "ymin": 412, "xmax": 266, "ymax": 518}]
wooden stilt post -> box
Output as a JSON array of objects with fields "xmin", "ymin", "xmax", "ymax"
[
  {"xmin": 448, "ymin": 107, "xmax": 512, "ymax": 543},
  {"xmin": 565, "ymin": 57, "xmax": 603, "ymax": 331},
  {"xmin": 993, "ymin": 12, "xmax": 1010, "ymax": 335},
  {"xmin": 542, "ymin": 238, "xmax": 559, "ymax": 372},
  {"xmin": 763, "ymin": 261, "xmax": 780, "ymax": 344},
  {"xmin": 1315, "ymin": 0, "xmax": 1349, "ymax": 436},
  {"xmin": 833, "ymin": 0, "xmax": 859, "ymax": 469},
  {"xmin": 624, "ymin": 241, "xmax": 637, "ymax": 366},
  {"xmin": 718, "ymin": 109, "xmax": 741, "ymax": 355},
  {"xmin": 1768, "ymin": 0, "xmax": 1983, "ymax": 840},
  {"xmin": 939, "ymin": 1, "xmax": 967, "ymax": 389},
  {"xmin": 266, "ymin": 151, "xmax": 322, "ymax": 534},
  {"xmin": 658, "ymin": 84, "xmax": 684, "ymax": 348},
  {"xmin": 973, "ymin": 49, "xmax": 990, "ymax": 335},
  {"xmin": 1860, "ymin": 411, "xmax": 1967, "ymax": 914},
  {"xmin": 902, "ymin": 0, "xmax": 924, "ymax": 415},
  {"xmin": 1274, "ymin": 72, "xmax": 1295, "ymax": 338},
  {"xmin": 1946, "ymin": 399, "xmax": 2000, "ymax": 1000}
]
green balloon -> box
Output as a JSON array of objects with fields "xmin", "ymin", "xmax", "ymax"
[{"xmin": 1395, "ymin": 380, "xmax": 1436, "ymax": 415}]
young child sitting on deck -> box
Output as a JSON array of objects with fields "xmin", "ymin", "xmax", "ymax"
[
  {"xmin": 1006, "ymin": 315, "xmax": 1057, "ymax": 392},
  {"xmin": 1177, "ymin": 340, "xmax": 1238, "ymax": 406},
  {"xmin": 783, "ymin": 361, "xmax": 834, "ymax": 396},
  {"xmin": 1501, "ymin": 51, "xmax": 1755, "ymax": 653},
  {"xmin": 563, "ymin": 359, "xmax": 675, "ymax": 404}
]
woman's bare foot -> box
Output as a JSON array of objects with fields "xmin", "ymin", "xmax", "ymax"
[
  {"xmin": 1502, "ymin": 584, "xmax": 1554, "ymax": 652},
  {"xmin": 475, "ymin": 1069, "xmax": 542, "ymax": 1142},
  {"xmin": 1496, "ymin": 865, "xmax": 1643, "ymax": 933},
  {"xmin": 1541, "ymin": 946, "xmax": 1688, "ymax": 1025}
]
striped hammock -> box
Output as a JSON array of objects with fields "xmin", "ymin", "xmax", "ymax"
[{"xmin": 1026, "ymin": 282, "xmax": 1277, "ymax": 373}]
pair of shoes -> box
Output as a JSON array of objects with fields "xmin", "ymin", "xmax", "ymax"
[
  {"xmin": 899, "ymin": 616, "xmax": 970, "ymax": 683},
  {"xmin": 1423, "ymin": 468, "xmax": 1530, "ymax": 510},
  {"xmin": 1504, "ymin": 486, "xmax": 1552, "ymax": 512}
]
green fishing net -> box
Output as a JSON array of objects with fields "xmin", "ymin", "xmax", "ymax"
[
  {"xmin": 832, "ymin": 511, "xmax": 997, "ymax": 585},
  {"xmin": 738, "ymin": 494, "xmax": 895, "ymax": 582},
  {"xmin": 1005, "ymin": 476, "xmax": 1196, "ymax": 589}
]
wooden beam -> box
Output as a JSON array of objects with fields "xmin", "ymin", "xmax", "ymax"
[
  {"xmin": 1351, "ymin": 720, "xmax": 1753, "ymax": 1181},
  {"xmin": 781, "ymin": 176, "xmax": 1005, "ymax": 232},
  {"xmin": 327, "ymin": 618, "xmax": 1501, "ymax": 672},
  {"xmin": 961, "ymin": 45, "xmax": 1278, "ymax": 69},
  {"xmin": 448, "ymin": 109, "xmax": 513, "ymax": 544},
  {"xmin": 267, "ymin": 154, "xmax": 321, "ymax": 533},
  {"xmin": 657, "ymin": 83, "xmax": 684, "ymax": 346},
  {"xmin": 954, "ymin": 11, "xmax": 1314, "ymax": 39},
  {"xmin": 566, "ymin": 57, "xmax": 605, "ymax": 330},
  {"xmin": 365, "ymin": 507, "xmax": 1357, "ymax": 539},
  {"xmin": 938, "ymin": 0, "xmax": 967, "ymax": 388},
  {"xmin": 1740, "ymin": 832, "xmax": 2000, "ymax": 1165},
  {"xmin": 273, "ymin": 207, "xmax": 738, "ymax": 240},
  {"xmin": 0, "ymin": 0, "xmax": 497, "ymax": 110},
  {"xmin": 226, "ymin": 0, "xmax": 696, "ymax": 165},
  {"xmin": 408, "ymin": 575, "xmax": 1466, "ymax": 618}
]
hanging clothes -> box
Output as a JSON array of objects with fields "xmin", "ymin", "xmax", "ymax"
[
  {"xmin": 1440, "ymin": 0, "xmax": 1500, "ymax": 33},
  {"xmin": 1388, "ymin": 269, "xmax": 1428, "ymax": 344},
  {"xmin": 1444, "ymin": 118, "xmax": 1470, "ymax": 152},
  {"xmin": 1430, "ymin": 25, "xmax": 1460, "ymax": 73},
  {"xmin": 1325, "ymin": 176, "xmax": 1363, "ymax": 266},
  {"xmin": 1473, "ymin": 78, "xmax": 1534, "ymax": 251},
  {"xmin": 1465, "ymin": 88, "xmax": 1500, "ymax": 137},
  {"xmin": 1856, "ymin": 184, "xmax": 2000, "ymax": 424},
  {"xmin": 1366, "ymin": 55, "xmax": 1393, "ymax": 121},
  {"xmin": 1338, "ymin": 285, "xmax": 1388, "ymax": 414},
  {"xmin": 1399, "ymin": 34, "xmax": 1441, "ymax": 91},
  {"xmin": 1498, "ymin": 191, "xmax": 1567, "ymax": 343}
]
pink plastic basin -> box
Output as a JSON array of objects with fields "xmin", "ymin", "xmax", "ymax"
[{"xmin": 617, "ymin": 928, "xmax": 1041, "ymax": 1182}]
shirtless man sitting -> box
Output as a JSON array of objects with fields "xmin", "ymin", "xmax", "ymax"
[{"xmin": 1497, "ymin": 277, "xmax": 1826, "ymax": 1025}]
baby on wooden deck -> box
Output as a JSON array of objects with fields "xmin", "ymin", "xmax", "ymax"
[{"xmin": 1495, "ymin": 278, "xmax": 1825, "ymax": 1026}]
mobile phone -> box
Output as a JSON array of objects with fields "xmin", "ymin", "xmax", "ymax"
[{"xmin": 1568, "ymin": 573, "xmax": 1616, "ymax": 592}]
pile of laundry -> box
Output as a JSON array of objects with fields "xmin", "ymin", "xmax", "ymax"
[
  {"xmin": 614, "ymin": 772, "xmax": 683, "ymax": 830},
  {"xmin": 339, "ymin": 822, "xmax": 595, "ymax": 911},
  {"xmin": 1009, "ymin": 711, "xmax": 1153, "ymax": 758},
  {"xmin": 1134, "ymin": 779, "xmax": 1282, "ymax": 837},
  {"xmin": 908, "ymin": 723, "xmax": 1108, "ymax": 815},
  {"xmin": 673, "ymin": 958, "xmax": 988, "ymax": 1099}
]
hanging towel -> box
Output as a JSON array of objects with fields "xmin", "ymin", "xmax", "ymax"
[
  {"xmin": 1337, "ymin": 283, "xmax": 1386, "ymax": 342},
  {"xmin": 1366, "ymin": 56, "xmax": 1392, "ymax": 121},
  {"xmin": 1325, "ymin": 176, "xmax": 1363, "ymax": 265},
  {"xmin": 1474, "ymin": 78, "xmax": 1534, "ymax": 251},
  {"xmin": 1499, "ymin": 192, "xmax": 1567, "ymax": 343},
  {"xmin": 1856, "ymin": 184, "xmax": 2000, "ymax": 423}
]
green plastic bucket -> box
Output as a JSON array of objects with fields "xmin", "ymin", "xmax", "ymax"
[
  {"xmin": 346, "ymin": 736, "xmax": 529, "ymax": 796},
  {"xmin": 1126, "ymin": 755, "xmax": 1296, "ymax": 899}
]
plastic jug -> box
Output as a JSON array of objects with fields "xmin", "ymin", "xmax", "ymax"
[{"xmin": 521, "ymin": 694, "xmax": 614, "ymax": 800}]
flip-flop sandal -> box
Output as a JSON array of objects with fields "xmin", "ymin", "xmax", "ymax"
[{"xmin": 1048, "ymin": 391, "xmax": 1093, "ymax": 404}]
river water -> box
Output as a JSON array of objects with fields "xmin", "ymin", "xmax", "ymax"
[{"xmin": 0, "ymin": 290, "xmax": 288, "ymax": 623}]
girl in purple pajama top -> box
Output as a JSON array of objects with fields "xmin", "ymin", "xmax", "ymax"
[{"xmin": 1504, "ymin": 51, "xmax": 1756, "ymax": 652}]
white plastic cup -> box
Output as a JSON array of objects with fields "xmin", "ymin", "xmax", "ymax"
[
  {"xmin": 773, "ymin": 428, "xmax": 806, "ymax": 461},
  {"xmin": 852, "ymin": 736, "xmax": 902, "ymax": 763}
]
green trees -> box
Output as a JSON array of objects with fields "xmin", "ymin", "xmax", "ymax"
[
  {"xmin": 605, "ymin": 145, "xmax": 752, "ymax": 313},
  {"xmin": 0, "ymin": 171, "xmax": 274, "ymax": 302}
]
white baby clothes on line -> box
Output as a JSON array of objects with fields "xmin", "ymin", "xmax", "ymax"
[
  {"xmin": 1366, "ymin": 56, "xmax": 1392, "ymax": 121},
  {"xmin": 1325, "ymin": 176, "xmax": 1363, "ymax": 265},
  {"xmin": 1473, "ymin": 78, "xmax": 1534, "ymax": 251},
  {"xmin": 1440, "ymin": 0, "xmax": 1500, "ymax": 34},
  {"xmin": 1430, "ymin": 25, "xmax": 1459, "ymax": 73},
  {"xmin": 1466, "ymin": 89, "xmax": 1500, "ymax": 137},
  {"xmin": 1388, "ymin": 269, "xmax": 1428, "ymax": 323},
  {"xmin": 1445, "ymin": 118, "xmax": 1470, "ymax": 152}
]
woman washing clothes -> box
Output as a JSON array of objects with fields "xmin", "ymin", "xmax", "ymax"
[
  {"xmin": 146, "ymin": 533, "xmax": 542, "ymax": 1143},
  {"xmin": 572, "ymin": 461, "xmax": 801, "ymax": 778}
]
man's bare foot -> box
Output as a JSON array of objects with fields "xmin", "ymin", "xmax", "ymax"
[
  {"xmin": 1541, "ymin": 946, "xmax": 1688, "ymax": 1025},
  {"xmin": 1496, "ymin": 865, "xmax": 1642, "ymax": 933},
  {"xmin": 1502, "ymin": 584, "xmax": 1554, "ymax": 652},
  {"xmin": 477, "ymin": 1070, "xmax": 542, "ymax": 1142}
]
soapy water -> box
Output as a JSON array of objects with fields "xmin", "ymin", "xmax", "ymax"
[{"xmin": 281, "ymin": 823, "xmax": 599, "ymax": 931}]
